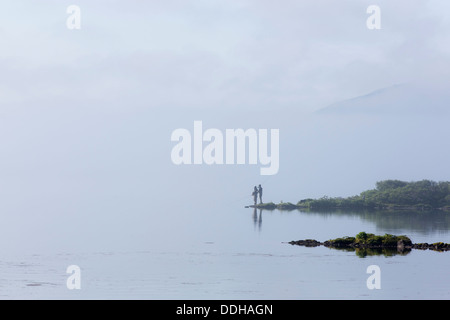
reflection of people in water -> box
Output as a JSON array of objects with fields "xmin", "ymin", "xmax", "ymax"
[
  {"xmin": 258, "ymin": 184, "xmax": 263, "ymax": 204},
  {"xmin": 258, "ymin": 208, "xmax": 262, "ymax": 230},
  {"xmin": 252, "ymin": 186, "xmax": 258, "ymax": 205},
  {"xmin": 252, "ymin": 207, "xmax": 263, "ymax": 231}
]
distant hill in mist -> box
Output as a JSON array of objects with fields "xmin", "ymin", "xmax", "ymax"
[{"xmin": 317, "ymin": 83, "xmax": 450, "ymax": 116}]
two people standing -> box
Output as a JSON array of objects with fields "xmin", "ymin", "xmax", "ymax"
[{"xmin": 252, "ymin": 184, "xmax": 263, "ymax": 205}]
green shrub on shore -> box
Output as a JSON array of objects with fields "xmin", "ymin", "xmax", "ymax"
[{"xmin": 293, "ymin": 180, "xmax": 450, "ymax": 211}]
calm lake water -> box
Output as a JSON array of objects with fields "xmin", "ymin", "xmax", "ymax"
[
  {"xmin": 1, "ymin": 104, "xmax": 449, "ymax": 299},
  {"xmin": 1, "ymin": 203, "xmax": 449, "ymax": 300}
]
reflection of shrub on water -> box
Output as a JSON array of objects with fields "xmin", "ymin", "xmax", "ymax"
[{"xmin": 351, "ymin": 247, "xmax": 411, "ymax": 258}]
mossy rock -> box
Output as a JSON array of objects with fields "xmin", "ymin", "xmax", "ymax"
[
  {"xmin": 254, "ymin": 202, "xmax": 277, "ymax": 209},
  {"xmin": 277, "ymin": 202, "xmax": 298, "ymax": 210},
  {"xmin": 325, "ymin": 236, "xmax": 356, "ymax": 247}
]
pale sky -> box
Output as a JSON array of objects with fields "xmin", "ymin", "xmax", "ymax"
[{"xmin": 1, "ymin": 1, "xmax": 450, "ymax": 112}]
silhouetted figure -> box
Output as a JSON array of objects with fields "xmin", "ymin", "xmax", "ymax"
[
  {"xmin": 258, "ymin": 184, "xmax": 263, "ymax": 204},
  {"xmin": 252, "ymin": 186, "xmax": 258, "ymax": 205}
]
